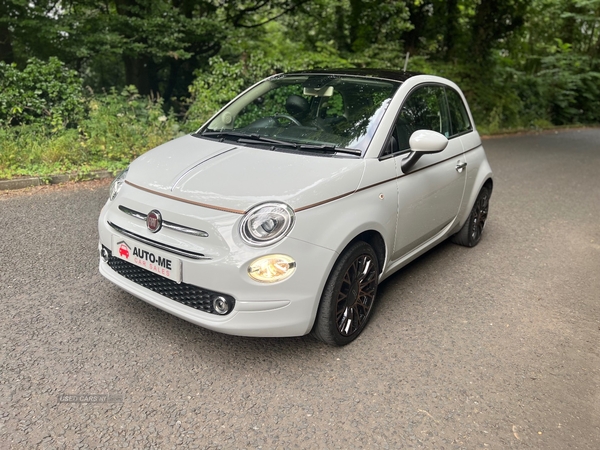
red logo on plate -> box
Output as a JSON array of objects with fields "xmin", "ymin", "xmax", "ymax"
[
  {"xmin": 117, "ymin": 241, "xmax": 131, "ymax": 259},
  {"xmin": 147, "ymin": 210, "xmax": 162, "ymax": 233}
]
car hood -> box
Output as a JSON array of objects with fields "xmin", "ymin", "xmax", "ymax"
[{"xmin": 126, "ymin": 134, "xmax": 365, "ymax": 212}]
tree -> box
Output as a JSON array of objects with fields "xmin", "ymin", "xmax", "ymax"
[
  {"xmin": 470, "ymin": 0, "xmax": 527, "ymax": 64},
  {"xmin": 57, "ymin": 0, "xmax": 225, "ymax": 100},
  {"xmin": 0, "ymin": 0, "xmax": 309, "ymax": 104},
  {"xmin": 0, "ymin": 1, "xmax": 14, "ymax": 62},
  {"xmin": 0, "ymin": 0, "xmax": 61, "ymax": 64},
  {"xmin": 280, "ymin": 0, "xmax": 411, "ymax": 60}
]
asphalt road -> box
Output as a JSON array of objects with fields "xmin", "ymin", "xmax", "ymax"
[{"xmin": 1, "ymin": 128, "xmax": 599, "ymax": 449}]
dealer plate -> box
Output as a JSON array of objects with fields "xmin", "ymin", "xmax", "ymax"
[{"xmin": 111, "ymin": 235, "xmax": 182, "ymax": 283}]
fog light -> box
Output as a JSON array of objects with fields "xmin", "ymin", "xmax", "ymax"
[
  {"xmin": 213, "ymin": 296, "xmax": 230, "ymax": 315},
  {"xmin": 248, "ymin": 255, "xmax": 296, "ymax": 283},
  {"xmin": 100, "ymin": 247, "xmax": 109, "ymax": 263}
]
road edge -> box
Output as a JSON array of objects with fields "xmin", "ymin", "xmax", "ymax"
[{"xmin": 0, "ymin": 170, "xmax": 114, "ymax": 191}]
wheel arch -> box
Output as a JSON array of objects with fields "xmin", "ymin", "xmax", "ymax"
[
  {"xmin": 456, "ymin": 174, "xmax": 493, "ymax": 231},
  {"xmin": 348, "ymin": 230, "xmax": 386, "ymax": 275},
  {"xmin": 306, "ymin": 227, "xmax": 388, "ymax": 336},
  {"xmin": 482, "ymin": 177, "xmax": 493, "ymax": 196},
  {"xmin": 310, "ymin": 236, "xmax": 383, "ymax": 345}
]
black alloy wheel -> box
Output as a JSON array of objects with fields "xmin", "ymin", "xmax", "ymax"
[
  {"xmin": 452, "ymin": 185, "xmax": 491, "ymax": 247},
  {"xmin": 470, "ymin": 189, "xmax": 489, "ymax": 243},
  {"xmin": 312, "ymin": 241, "xmax": 379, "ymax": 346}
]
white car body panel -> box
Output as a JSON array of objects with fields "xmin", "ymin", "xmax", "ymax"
[
  {"xmin": 392, "ymin": 137, "xmax": 466, "ymax": 259},
  {"xmin": 128, "ymin": 135, "xmax": 366, "ymax": 213}
]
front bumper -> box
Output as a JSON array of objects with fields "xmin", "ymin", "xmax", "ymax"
[{"xmin": 97, "ymin": 188, "xmax": 337, "ymax": 337}]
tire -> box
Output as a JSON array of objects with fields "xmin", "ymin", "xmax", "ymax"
[
  {"xmin": 452, "ymin": 185, "xmax": 490, "ymax": 247},
  {"xmin": 312, "ymin": 241, "xmax": 379, "ymax": 346}
]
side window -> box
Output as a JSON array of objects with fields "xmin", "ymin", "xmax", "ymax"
[
  {"xmin": 445, "ymin": 88, "xmax": 472, "ymax": 136},
  {"xmin": 395, "ymin": 85, "xmax": 450, "ymax": 151}
]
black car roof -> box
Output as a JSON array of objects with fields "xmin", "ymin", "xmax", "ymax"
[{"xmin": 283, "ymin": 68, "xmax": 421, "ymax": 83}]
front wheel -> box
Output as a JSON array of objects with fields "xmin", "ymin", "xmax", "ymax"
[
  {"xmin": 452, "ymin": 185, "xmax": 490, "ymax": 247},
  {"xmin": 312, "ymin": 241, "xmax": 379, "ymax": 346}
]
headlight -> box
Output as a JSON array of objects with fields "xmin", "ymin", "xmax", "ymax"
[
  {"xmin": 240, "ymin": 202, "xmax": 295, "ymax": 246},
  {"xmin": 248, "ymin": 254, "xmax": 296, "ymax": 283},
  {"xmin": 109, "ymin": 168, "xmax": 129, "ymax": 201}
]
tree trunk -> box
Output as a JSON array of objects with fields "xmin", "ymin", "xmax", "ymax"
[
  {"xmin": 444, "ymin": 0, "xmax": 459, "ymax": 60},
  {"xmin": 471, "ymin": 0, "xmax": 494, "ymax": 64},
  {"xmin": 348, "ymin": 0, "xmax": 364, "ymax": 51},
  {"xmin": 0, "ymin": 8, "xmax": 13, "ymax": 63},
  {"xmin": 402, "ymin": 2, "xmax": 429, "ymax": 55},
  {"xmin": 123, "ymin": 55, "xmax": 154, "ymax": 95},
  {"xmin": 333, "ymin": 4, "xmax": 350, "ymax": 52}
]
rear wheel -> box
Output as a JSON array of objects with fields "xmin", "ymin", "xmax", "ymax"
[
  {"xmin": 312, "ymin": 241, "xmax": 379, "ymax": 346},
  {"xmin": 452, "ymin": 186, "xmax": 490, "ymax": 247}
]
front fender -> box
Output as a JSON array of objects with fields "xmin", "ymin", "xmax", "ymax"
[{"xmin": 290, "ymin": 180, "xmax": 396, "ymax": 267}]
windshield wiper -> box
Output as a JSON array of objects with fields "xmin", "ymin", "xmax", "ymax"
[
  {"xmin": 199, "ymin": 130, "xmax": 257, "ymax": 140},
  {"xmin": 199, "ymin": 130, "xmax": 361, "ymax": 156},
  {"xmin": 238, "ymin": 136, "xmax": 299, "ymax": 148},
  {"xmin": 199, "ymin": 131, "xmax": 298, "ymax": 148},
  {"xmin": 297, "ymin": 144, "xmax": 362, "ymax": 156}
]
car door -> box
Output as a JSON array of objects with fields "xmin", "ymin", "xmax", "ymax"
[{"xmin": 389, "ymin": 84, "xmax": 467, "ymax": 260}]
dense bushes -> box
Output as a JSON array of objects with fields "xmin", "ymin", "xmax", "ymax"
[
  {"xmin": 81, "ymin": 87, "xmax": 180, "ymax": 164},
  {"xmin": 0, "ymin": 57, "xmax": 86, "ymax": 128},
  {"xmin": 0, "ymin": 60, "xmax": 180, "ymax": 178}
]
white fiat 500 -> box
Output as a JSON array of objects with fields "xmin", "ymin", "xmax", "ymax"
[{"xmin": 98, "ymin": 69, "xmax": 493, "ymax": 345}]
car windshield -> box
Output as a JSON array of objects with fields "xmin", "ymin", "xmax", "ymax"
[{"xmin": 199, "ymin": 74, "xmax": 400, "ymax": 154}]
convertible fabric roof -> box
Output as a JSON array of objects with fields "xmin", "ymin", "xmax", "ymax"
[{"xmin": 284, "ymin": 68, "xmax": 421, "ymax": 83}]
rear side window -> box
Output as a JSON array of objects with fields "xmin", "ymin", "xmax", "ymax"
[{"xmin": 446, "ymin": 88, "xmax": 472, "ymax": 136}]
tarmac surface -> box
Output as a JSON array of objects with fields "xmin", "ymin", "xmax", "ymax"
[{"xmin": 1, "ymin": 128, "xmax": 599, "ymax": 449}]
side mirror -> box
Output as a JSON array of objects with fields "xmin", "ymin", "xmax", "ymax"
[{"xmin": 401, "ymin": 130, "xmax": 449, "ymax": 173}]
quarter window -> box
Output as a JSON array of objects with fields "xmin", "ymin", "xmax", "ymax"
[{"xmin": 445, "ymin": 88, "xmax": 472, "ymax": 136}]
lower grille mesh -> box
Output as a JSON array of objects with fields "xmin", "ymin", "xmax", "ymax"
[{"xmin": 104, "ymin": 247, "xmax": 234, "ymax": 315}]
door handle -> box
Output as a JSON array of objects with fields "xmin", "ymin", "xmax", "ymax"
[{"xmin": 455, "ymin": 161, "xmax": 467, "ymax": 172}]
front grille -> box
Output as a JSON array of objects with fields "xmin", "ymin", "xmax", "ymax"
[
  {"xmin": 104, "ymin": 247, "xmax": 235, "ymax": 315},
  {"xmin": 107, "ymin": 221, "xmax": 208, "ymax": 260}
]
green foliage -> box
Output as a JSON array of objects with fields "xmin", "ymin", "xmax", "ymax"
[
  {"xmin": 61, "ymin": 1, "xmax": 226, "ymax": 100},
  {"xmin": 538, "ymin": 48, "xmax": 600, "ymax": 124},
  {"xmin": 0, "ymin": 57, "xmax": 86, "ymax": 128},
  {"xmin": 0, "ymin": 86, "xmax": 180, "ymax": 178},
  {"xmin": 186, "ymin": 57, "xmax": 250, "ymax": 129},
  {"xmin": 81, "ymin": 87, "xmax": 180, "ymax": 163},
  {"xmin": 282, "ymin": 0, "xmax": 411, "ymax": 54}
]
